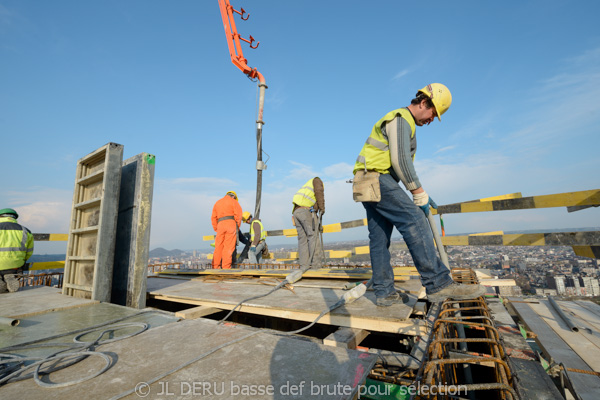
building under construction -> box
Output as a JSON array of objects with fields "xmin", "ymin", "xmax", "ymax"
[
  {"xmin": 1, "ymin": 141, "xmax": 600, "ymax": 399},
  {"xmin": 2, "ymin": 2, "xmax": 600, "ymax": 398}
]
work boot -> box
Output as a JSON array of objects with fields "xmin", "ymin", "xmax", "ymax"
[
  {"xmin": 427, "ymin": 282, "xmax": 486, "ymax": 303},
  {"xmin": 376, "ymin": 291, "xmax": 409, "ymax": 307},
  {"xmin": 4, "ymin": 274, "xmax": 20, "ymax": 293},
  {"xmin": 0, "ymin": 278, "xmax": 7, "ymax": 294}
]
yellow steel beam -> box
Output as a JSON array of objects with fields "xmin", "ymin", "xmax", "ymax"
[
  {"xmin": 29, "ymin": 261, "xmax": 65, "ymax": 271},
  {"xmin": 433, "ymin": 189, "xmax": 600, "ymax": 215}
]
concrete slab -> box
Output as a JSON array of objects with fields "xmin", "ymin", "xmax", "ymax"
[
  {"xmin": 1, "ymin": 286, "xmax": 98, "ymax": 318},
  {"xmin": 1, "ymin": 318, "xmax": 377, "ymax": 400},
  {"xmin": 0, "ymin": 302, "xmax": 179, "ymax": 350}
]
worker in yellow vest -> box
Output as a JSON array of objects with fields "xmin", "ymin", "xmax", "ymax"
[
  {"xmin": 242, "ymin": 211, "xmax": 267, "ymax": 265},
  {"xmin": 353, "ymin": 84, "xmax": 485, "ymax": 306},
  {"xmin": 292, "ymin": 177, "xmax": 325, "ymax": 268},
  {"xmin": 0, "ymin": 208, "xmax": 34, "ymax": 293}
]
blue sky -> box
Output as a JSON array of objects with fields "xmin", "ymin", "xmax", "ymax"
[{"xmin": 2, "ymin": 0, "xmax": 599, "ymax": 254}]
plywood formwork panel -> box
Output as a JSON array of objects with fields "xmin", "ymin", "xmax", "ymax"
[
  {"xmin": 111, "ymin": 153, "xmax": 155, "ymax": 309},
  {"xmin": 63, "ymin": 143, "xmax": 123, "ymax": 302},
  {"xmin": 146, "ymin": 278, "xmax": 426, "ymax": 335},
  {"xmin": 511, "ymin": 300, "xmax": 600, "ymax": 400}
]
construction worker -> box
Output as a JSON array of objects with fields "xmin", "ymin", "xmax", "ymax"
[
  {"xmin": 231, "ymin": 226, "xmax": 251, "ymax": 267},
  {"xmin": 353, "ymin": 83, "xmax": 485, "ymax": 306},
  {"xmin": 292, "ymin": 177, "xmax": 325, "ymax": 268},
  {"xmin": 242, "ymin": 211, "xmax": 267, "ymax": 265},
  {"xmin": 211, "ymin": 191, "xmax": 242, "ymax": 269},
  {"xmin": 0, "ymin": 208, "xmax": 34, "ymax": 293}
]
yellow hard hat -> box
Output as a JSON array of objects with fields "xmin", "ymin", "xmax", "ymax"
[
  {"xmin": 418, "ymin": 83, "xmax": 452, "ymax": 120},
  {"xmin": 242, "ymin": 211, "xmax": 252, "ymax": 222},
  {"xmin": 226, "ymin": 191, "xmax": 238, "ymax": 200}
]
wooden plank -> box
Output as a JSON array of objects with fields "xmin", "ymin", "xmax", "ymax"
[
  {"xmin": 511, "ymin": 301, "xmax": 592, "ymax": 370},
  {"xmin": 175, "ymin": 306, "xmax": 222, "ymax": 320},
  {"xmin": 323, "ymin": 327, "xmax": 369, "ymax": 349},
  {"xmin": 529, "ymin": 300, "xmax": 600, "ymax": 371},
  {"xmin": 575, "ymin": 300, "xmax": 600, "ymax": 320},
  {"xmin": 147, "ymin": 278, "xmax": 426, "ymax": 335},
  {"xmin": 511, "ymin": 301, "xmax": 600, "ymax": 400},
  {"xmin": 158, "ymin": 266, "xmax": 420, "ymax": 280},
  {"xmin": 487, "ymin": 299, "xmax": 534, "ymax": 359},
  {"xmin": 413, "ymin": 301, "xmax": 427, "ymax": 316},
  {"xmin": 509, "ymin": 357, "xmax": 564, "ymax": 399},
  {"xmin": 559, "ymin": 301, "xmax": 600, "ymax": 332}
]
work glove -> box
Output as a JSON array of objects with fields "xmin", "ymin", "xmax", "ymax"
[
  {"xmin": 250, "ymin": 246, "xmax": 256, "ymax": 252},
  {"xmin": 412, "ymin": 191, "xmax": 437, "ymax": 216}
]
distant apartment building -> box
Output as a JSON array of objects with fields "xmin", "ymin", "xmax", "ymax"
[
  {"xmin": 582, "ymin": 277, "xmax": 600, "ymax": 296},
  {"xmin": 501, "ymin": 255, "xmax": 510, "ymax": 270},
  {"xmin": 498, "ymin": 285, "xmax": 522, "ymax": 297},
  {"xmin": 547, "ymin": 275, "xmax": 567, "ymax": 295},
  {"xmin": 535, "ymin": 288, "xmax": 558, "ymax": 296}
]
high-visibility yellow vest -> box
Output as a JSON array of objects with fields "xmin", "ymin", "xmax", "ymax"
[
  {"xmin": 293, "ymin": 178, "xmax": 317, "ymax": 208},
  {"xmin": 0, "ymin": 217, "xmax": 34, "ymax": 270},
  {"xmin": 353, "ymin": 108, "xmax": 416, "ymax": 174},
  {"xmin": 250, "ymin": 219, "xmax": 266, "ymax": 242}
]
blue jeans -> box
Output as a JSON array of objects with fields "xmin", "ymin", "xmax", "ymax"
[{"xmin": 362, "ymin": 174, "xmax": 453, "ymax": 298}]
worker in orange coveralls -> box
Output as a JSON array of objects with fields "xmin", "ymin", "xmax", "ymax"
[{"xmin": 211, "ymin": 191, "xmax": 243, "ymax": 269}]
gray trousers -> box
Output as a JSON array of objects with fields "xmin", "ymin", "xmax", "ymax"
[
  {"xmin": 293, "ymin": 208, "xmax": 320, "ymax": 268},
  {"xmin": 248, "ymin": 241, "xmax": 266, "ymax": 264}
]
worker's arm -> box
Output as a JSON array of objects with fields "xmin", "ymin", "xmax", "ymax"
[
  {"xmin": 211, "ymin": 205, "xmax": 218, "ymax": 231},
  {"xmin": 234, "ymin": 201, "xmax": 242, "ymax": 227},
  {"xmin": 251, "ymin": 221, "xmax": 261, "ymax": 246},
  {"xmin": 313, "ymin": 177, "xmax": 325, "ymax": 214},
  {"xmin": 238, "ymin": 230, "xmax": 250, "ymax": 245},
  {"xmin": 386, "ymin": 116, "xmax": 421, "ymax": 191},
  {"xmin": 25, "ymin": 230, "xmax": 34, "ymax": 261}
]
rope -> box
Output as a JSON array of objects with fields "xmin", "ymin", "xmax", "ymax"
[{"xmin": 562, "ymin": 365, "xmax": 600, "ymax": 377}]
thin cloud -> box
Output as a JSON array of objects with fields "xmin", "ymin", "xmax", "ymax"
[
  {"xmin": 434, "ymin": 145, "xmax": 456, "ymax": 155},
  {"xmin": 286, "ymin": 161, "xmax": 318, "ymax": 180},
  {"xmin": 392, "ymin": 69, "xmax": 409, "ymax": 81},
  {"xmin": 0, "ymin": 187, "xmax": 72, "ymax": 233},
  {"xmin": 323, "ymin": 162, "xmax": 353, "ymax": 179}
]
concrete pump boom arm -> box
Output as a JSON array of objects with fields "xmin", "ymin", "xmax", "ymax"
[{"xmin": 217, "ymin": 0, "xmax": 267, "ymax": 219}]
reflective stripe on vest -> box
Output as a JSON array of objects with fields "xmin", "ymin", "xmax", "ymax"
[
  {"xmin": 292, "ymin": 178, "xmax": 317, "ymax": 208},
  {"xmin": 250, "ymin": 220, "xmax": 267, "ymax": 242},
  {"xmin": 353, "ymin": 108, "xmax": 416, "ymax": 174},
  {"xmin": 0, "ymin": 224, "xmax": 29, "ymax": 253}
]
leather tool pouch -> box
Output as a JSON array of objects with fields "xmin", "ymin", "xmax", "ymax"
[{"xmin": 352, "ymin": 170, "xmax": 381, "ymax": 202}]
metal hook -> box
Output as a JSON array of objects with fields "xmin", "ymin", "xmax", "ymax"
[
  {"xmin": 232, "ymin": 7, "xmax": 250, "ymax": 21},
  {"xmin": 239, "ymin": 35, "xmax": 260, "ymax": 49}
]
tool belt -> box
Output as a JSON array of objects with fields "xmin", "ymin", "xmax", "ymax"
[
  {"xmin": 353, "ymin": 170, "xmax": 381, "ymax": 202},
  {"xmin": 217, "ymin": 215, "xmax": 235, "ymax": 223}
]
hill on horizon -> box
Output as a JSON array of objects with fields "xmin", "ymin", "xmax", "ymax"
[{"xmin": 148, "ymin": 248, "xmax": 187, "ymax": 258}]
